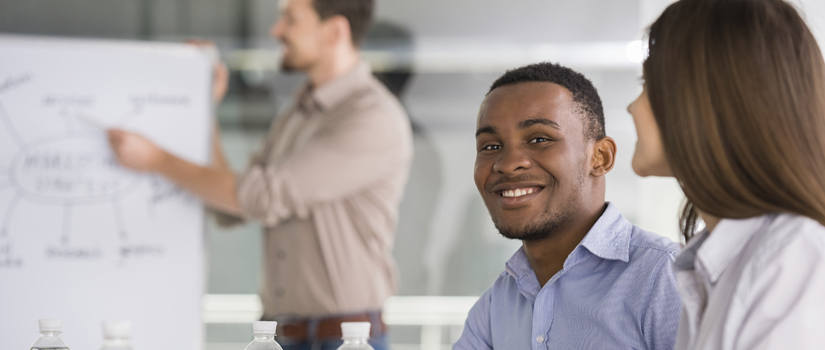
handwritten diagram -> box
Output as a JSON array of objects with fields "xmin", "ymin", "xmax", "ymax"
[
  {"xmin": 0, "ymin": 71, "xmax": 200, "ymax": 268},
  {"xmin": 0, "ymin": 35, "xmax": 211, "ymax": 350}
]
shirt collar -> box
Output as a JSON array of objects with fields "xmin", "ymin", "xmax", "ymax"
[
  {"xmin": 674, "ymin": 215, "xmax": 771, "ymax": 283},
  {"xmin": 575, "ymin": 202, "xmax": 632, "ymax": 264},
  {"xmin": 504, "ymin": 247, "xmax": 541, "ymax": 299},
  {"xmin": 673, "ymin": 229, "xmax": 709, "ymax": 271},
  {"xmin": 308, "ymin": 61, "xmax": 371, "ymax": 112},
  {"xmin": 504, "ymin": 202, "xmax": 631, "ymax": 298}
]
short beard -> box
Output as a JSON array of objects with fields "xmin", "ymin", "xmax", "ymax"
[
  {"xmin": 280, "ymin": 59, "xmax": 298, "ymax": 73},
  {"xmin": 494, "ymin": 210, "xmax": 572, "ymax": 242}
]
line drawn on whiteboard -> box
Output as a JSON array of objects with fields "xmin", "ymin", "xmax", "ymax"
[
  {"xmin": 0, "ymin": 84, "xmax": 191, "ymax": 268},
  {"xmin": 0, "ymin": 103, "xmax": 25, "ymax": 149},
  {"xmin": 0, "ymin": 192, "xmax": 22, "ymax": 267}
]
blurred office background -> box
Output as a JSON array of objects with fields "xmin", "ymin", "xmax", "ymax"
[{"xmin": 2, "ymin": 0, "xmax": 824, "ymax": 348}]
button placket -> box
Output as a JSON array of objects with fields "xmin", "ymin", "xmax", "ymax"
[{"xmin": 532, "ymin": 281, "xmax": 557, "ymax": 350}]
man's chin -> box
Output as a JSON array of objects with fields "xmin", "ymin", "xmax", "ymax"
[
  {"xmin": 494, "ymin": 217, "xmax": 563, "ymax": 242},
  {"xmin": 280, "ymin": 60, "xmax": 299, "ymax": 73},
  {"xmin": 280, "ymin": 55, "xmax": 307, "ymax": 73},
  {"xmin": 497, "ymin": 229, "xmax": 553, "ymax": 241}
]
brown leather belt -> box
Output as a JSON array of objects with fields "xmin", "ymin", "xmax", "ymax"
[{"xmin": 276, "ymin": 312, "xmax": 387, "ymax": 341}]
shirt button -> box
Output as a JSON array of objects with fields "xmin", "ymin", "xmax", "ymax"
[
  {"xmin": 276, "ymin": 250, "xmax": 286, "ymax": 259},
  {"xmin": 536, "ymin": 335, "xmax": 545, "ymax": 343},
  {"xmin": 275, "ymin": 288, "xmax": 285, "ymax": 297}
]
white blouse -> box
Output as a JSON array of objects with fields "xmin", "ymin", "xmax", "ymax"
[{"xmin": 674, "ymin": 213, "xmax": 825, "ymax": 349}]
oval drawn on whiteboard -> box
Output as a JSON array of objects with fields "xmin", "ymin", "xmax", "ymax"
[{"xmin": 10, "ymin": 136, "xmax": 139, "ymax": 203}]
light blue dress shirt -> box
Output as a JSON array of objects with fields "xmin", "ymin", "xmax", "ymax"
[{"xmin": 454, "ymin": 203, "xmax": 681, "ymax": 350}]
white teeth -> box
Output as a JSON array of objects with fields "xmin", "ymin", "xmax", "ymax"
[{"xmin": 501, "ymin": 187, "xmax": 537, "ymax": 198}]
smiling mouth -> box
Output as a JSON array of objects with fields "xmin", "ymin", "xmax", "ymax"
[
  {"xmin": 497, "ymin": 186, "xmax": 544, "ymax": 210},
  {"xmin": 494, "ymin": 186, "xmax": 545, "ymax": 208},
  {"xmin": 500, "ymin": 187, "xmax": 540, "ymax": 198}
]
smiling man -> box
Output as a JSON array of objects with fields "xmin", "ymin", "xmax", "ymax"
[{"xmin": 453, "ymin": 63, "xmax": 681, "ymax": 350}]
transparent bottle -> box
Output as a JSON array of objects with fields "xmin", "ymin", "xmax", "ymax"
[
  {"xmin": 100, "ymin": 320, "xmax": 133, "ymax": 350},
  {"xmin": 336, "ymin": 322, "xmax": 374, "ymax": 350},
  {"xmin": 244, "ymin": 321, "xmax": 284, "ymax": 350},
  {"xmin": 30, "ymin": 319, "xmax": 70, "ymax": 350}
]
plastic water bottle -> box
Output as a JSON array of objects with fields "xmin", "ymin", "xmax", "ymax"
[
  {"xmin": 244, "ymin": 321, "xmax": 284, "ymax": 350},
  {"xmin": 100, "ymin": 321, "xmax": 133, "ymax": 350},
  {"xmin": 336, "ymin": 322, "xmax": 374, "ymax": 350},
  {"xmin": 30, "ymin": 319, "xmax": 70, "ymax": 350}
]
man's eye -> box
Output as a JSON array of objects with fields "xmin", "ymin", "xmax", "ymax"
[
  {"xmin": 529, "ymin": 137, "xmax": 551, "ymax": 144},
  {"xmin": 480, "ymin": 144, "xmax": 501, "ymax": 151}
]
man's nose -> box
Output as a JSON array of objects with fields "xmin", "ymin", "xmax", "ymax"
[
  {"xmin": 270, "ymin": 20, "xmax": 285, "ymax": 39},
  {"xmin": 493, "ymin": 147, "xmax": 531, "ymax": 174}
]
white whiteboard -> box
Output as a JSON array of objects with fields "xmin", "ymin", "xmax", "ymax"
[{"xmin": 0, "ymin": 35, "xmax": 211, "ymax": 350}]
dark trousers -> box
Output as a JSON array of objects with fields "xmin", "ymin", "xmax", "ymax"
[
  {"xmin": 263, "ymin": 311, "xmax": 389, "ymax": 350},
  {"xmin": 279, "ymin": 333, "xmax": 388, "ymax": 350}
]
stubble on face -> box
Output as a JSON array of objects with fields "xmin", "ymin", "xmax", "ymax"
[
  {"xmin": 279, "ymin": 40, "xmax": 303, "ymax": 72},
  {"xmin": 492, "ymin": 168, "xmax": 585, "ymax": 241},
  {"xmin": 475, "ymin": 82, "xmax": 594, "ymax": 243},
  {"xmin": 280, "ymin": 57, "xmax": 298, "ymax": 72}
]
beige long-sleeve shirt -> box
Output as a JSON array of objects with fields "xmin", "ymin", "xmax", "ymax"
[
  {"xmin": 234, "ymin": 62, "xmax": 412, "ymax": 318},
  {"xmin": 674, "ymin": 213, "xmax": 825, "ymax": 349}
]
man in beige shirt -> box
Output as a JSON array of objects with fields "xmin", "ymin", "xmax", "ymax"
[{"xmin": 106, "ymin": 0, "xmax": 412, "ymax": 348}]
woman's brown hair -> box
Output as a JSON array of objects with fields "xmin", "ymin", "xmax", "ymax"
[{"xmin": 643, "ymin": 0, "xmax": 825, "ymax": 241}]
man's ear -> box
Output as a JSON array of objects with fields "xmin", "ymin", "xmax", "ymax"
[
  {"xmin": 321, "ymin": 15, "xmax": 353, "ymax": 46},
  {"xmin": 591, "ymin": 136, "xmax": 616, "ymax": 177}
]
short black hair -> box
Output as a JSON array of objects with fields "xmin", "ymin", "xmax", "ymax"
[
  {"xmin": 312, "ymin": 0, "xmax": 374, "ymax": 46},
  {"xmin": 488, "ymin": 62, "xmax": 605, "ymax": 140}
]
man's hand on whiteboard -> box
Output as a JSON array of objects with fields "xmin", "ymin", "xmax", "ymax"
[
  {"xmin": 187, "ymin": 40, "xmax": 229, "ymax": 105},
  {"xmin": 107, "ymin": 128, "xmax": 243, "ymax": 216},
  {"xmin": 107, "ymin": 129, "xmax": 167, "ymax": 173}
]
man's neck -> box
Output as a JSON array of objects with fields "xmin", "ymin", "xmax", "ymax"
[
  {"xmin": 307, "ymin": 47, "xmax": 360, "ymax": 88},
  {"xmin": 523, "ymin": 201, "xmax": 607, "ymax": 286}
]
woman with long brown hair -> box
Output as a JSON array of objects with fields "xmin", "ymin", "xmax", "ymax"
[{"xmin": 628, "ymin": 0, "xmax": 825, "ymax": 348}]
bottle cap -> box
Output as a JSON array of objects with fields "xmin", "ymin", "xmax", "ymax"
[
  {"xmin": 102, "ymin": 320, "xmax": 132, "ymax": 339},
  {"xmin": 253, "ymin": 321, "xmax": 278, "ymax": 335},
  {"xmin": 38, "ymin": 319, "xmax": 62, "ymax": 333},
  {"xmin": 341, "ymin": 322, "xmax": 371, "ymax": 339}
]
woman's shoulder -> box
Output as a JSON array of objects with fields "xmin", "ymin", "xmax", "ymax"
[{"xmin": 748, "ymin": 213, "xmax": 825, "ymax": 267}]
